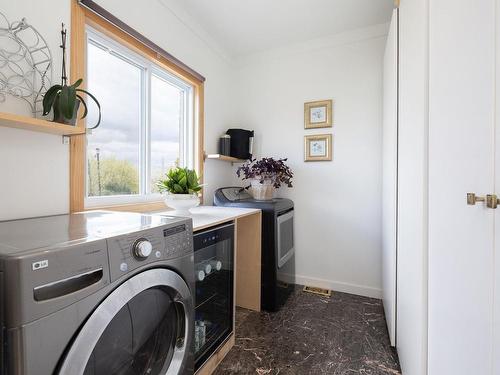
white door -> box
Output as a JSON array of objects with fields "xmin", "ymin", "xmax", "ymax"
[
  {"xmin": 494, "ymin": 1, "xmax": 500, "ymax": 371},
  {"xmin": 382, "ymin": 8, "xmax": 398, "ymax": 347},
  {"xmin": 428, "ymin": 0, "xmax": 497, "ymax": 374}
]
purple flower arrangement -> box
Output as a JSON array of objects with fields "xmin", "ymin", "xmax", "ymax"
[{"xmin": 236, "ymin": 157, "xmax": 294, "ymax": 189}]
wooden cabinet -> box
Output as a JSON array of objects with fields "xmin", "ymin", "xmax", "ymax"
[{"xmin": 234, "ymin": 213, "xmax": 261, "ymax": 311}]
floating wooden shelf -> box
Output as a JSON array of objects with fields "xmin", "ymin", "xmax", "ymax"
[
  {"xmin": 0, "ymin": 111, "xmax": 86, "ymax": 136},
  {"xmin": 204, "ymin": 153, "xmax": 246, "ymax": 163}
]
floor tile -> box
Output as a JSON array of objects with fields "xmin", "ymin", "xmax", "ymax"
[{"xmin": 214, "ymin": 286, "xmax": 401, "ymax": 375}]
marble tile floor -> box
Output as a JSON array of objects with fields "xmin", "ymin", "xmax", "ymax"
[{"xmin": 213, "ymin": 286, "xmax": 401, "ymax": 375}]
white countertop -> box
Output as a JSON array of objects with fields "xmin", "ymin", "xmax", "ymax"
[{"xmin": 152, "ymin": 206, "xmax": 260, "ymax": 231}]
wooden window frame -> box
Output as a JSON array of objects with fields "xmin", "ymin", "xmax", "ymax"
[{"xmin": 70, "ymin": 0, "xmax": 204, "ymax": 213}]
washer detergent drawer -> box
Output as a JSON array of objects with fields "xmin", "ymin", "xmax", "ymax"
[
  {"xmin": 3, "ymin": 240, "xmax": 110, "ymax": 328},
  {"xmin": 33, "ymin": 268, "xmax": 104, "ymax": 302}
]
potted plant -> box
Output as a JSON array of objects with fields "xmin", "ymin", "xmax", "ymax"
[
  {"xmin": 156, "ymin": 167, "xmax": 203, "ymax": 213},
  {"xmin": 236, "ymin": 157, "xmax": 293, "ymax": 200},
  {"xmin": 42, "ymin": 24, "xmax": 101, "ymax": 128}
]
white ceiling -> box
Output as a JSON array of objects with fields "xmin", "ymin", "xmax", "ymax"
[{"xmin": 164, "ymin": 0, "xmax": 393, "ymax": 58}]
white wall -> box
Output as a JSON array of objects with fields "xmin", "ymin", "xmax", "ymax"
[
  {"xmin": 0, "ymin": 0, "xmax": 71, "ymax": 220},
  {"xmin": 231, "ymin": 24, "xmax": 388, "ymax": 298},
  {"xmin": 396, "ymin": 0, "xmax": 429, "ymax": 374},
  {"xmin": 0, "ymin": 0, "xmax": 235, "ymax": 220}
]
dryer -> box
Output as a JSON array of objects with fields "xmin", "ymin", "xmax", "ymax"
[
  {"xmin": 0, "ymin": 211, "xmax": 194, "ymax": 375},
  {"xmin": 214, "ymin": 187, "xmax": 295, "ymax": 311}
]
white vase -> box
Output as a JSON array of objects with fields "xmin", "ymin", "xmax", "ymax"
[
  {"xmin": 164, "ymin": 194, "xmax": 200, "ymax": 214},
  {"xmin": 250, "ymin": 178, "xmax": 275, "ymax": 200}
]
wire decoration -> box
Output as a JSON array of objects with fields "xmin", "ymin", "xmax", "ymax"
[{"xmin": 0, "ymin": 12, "xmax": 52, "ymax": 117}]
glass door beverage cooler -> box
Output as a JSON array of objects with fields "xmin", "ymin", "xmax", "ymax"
[{"xmin": 193, "ymin": 223, "xmax": 234, "ymax": 371}]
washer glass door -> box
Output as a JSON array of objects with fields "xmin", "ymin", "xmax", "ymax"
[
  {"xmin": 58, "ymin": 269, "xmax": 192, "ymax": 375},
  {"xmin": 84, "ymin": 287, "xmax": 178, "ymax": 375}
]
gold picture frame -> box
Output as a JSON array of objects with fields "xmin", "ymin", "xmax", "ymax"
[
  {"xmin": 304, "ymin": 134, "xmax": 332, "ymax": 162},
  {"xmin": 304, "ymin": 99, "xmax": 333, "ymax": 129}
]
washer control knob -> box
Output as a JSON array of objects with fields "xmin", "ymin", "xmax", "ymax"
[{"xmin": 134, "ymin": 239, "xmax": 152, "ymax": 259}]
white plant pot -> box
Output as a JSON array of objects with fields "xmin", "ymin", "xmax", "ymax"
[
  {"xmin": 250, "ymin": 178, "xmax": 275, "ymax": 200},
  {"xmin": 164, "ymin": 194, "xmax": 200, "ymax": 214}
]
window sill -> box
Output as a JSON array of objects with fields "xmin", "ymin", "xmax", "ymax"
[{"xmin": 85, "ymin": 200, "xmax": 170, "ymax": 214}]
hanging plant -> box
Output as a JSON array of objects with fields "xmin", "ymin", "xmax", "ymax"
[{"xmin": 42, "ymin": 23, "xmax": 101, "ymax": 129}]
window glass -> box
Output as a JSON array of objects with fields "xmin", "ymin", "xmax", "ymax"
[
  {"xmin": 86, "ymin": 41, "xmax": 142, "ymax": 197},
  {"xmin": 84, "ymin": 28, "xmax": 194, "ymax": 205},
  {"xmin": 150, "ymin": 74, "xmax": 183, "ymax": 192}
]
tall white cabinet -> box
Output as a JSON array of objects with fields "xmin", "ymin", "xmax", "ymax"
[
  {"xmin": 382, "ymin": 8, "xmax": 398, "ymax": 347},
  {"xmin": 384, "ymin": 1, "xmax": 500, "ymax": 374},
  {"xmin": 383, "ymin": 3, "xmax": 429, "ymax": 374}
]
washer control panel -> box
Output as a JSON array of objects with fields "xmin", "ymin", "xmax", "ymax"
[
  {"xmin": 107, "ymin": 217, "xmax": 193, "ymax": 282},
  {"xmin": 163, "ymin": 224, "xmax": 192, "ymax": 257}
]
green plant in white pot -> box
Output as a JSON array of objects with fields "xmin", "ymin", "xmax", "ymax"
[{"xmin": 156, "ymin": 167, "xmax": 203, "ymax": 214}]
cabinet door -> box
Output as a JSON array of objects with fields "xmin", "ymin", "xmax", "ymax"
[
  {"xmin": 382, "ymin": 8, "xmax": 398, "ymax": 347},
  {"xmin": 428, "ymin": 0, "xmax": 496, "ymax": 374},
  {"xmin": 494, "ymin": 1, "xmax": 500, "ymax": 372}
]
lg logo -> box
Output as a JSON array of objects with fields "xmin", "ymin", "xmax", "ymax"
[{"xmin": 32, "ymin": 260, "xmax": 48, "ymax": 271}]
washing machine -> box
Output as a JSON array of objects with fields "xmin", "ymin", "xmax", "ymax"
[{"xmin": 0, "ymin": 211, "xmax": 194, "ymax": 375}]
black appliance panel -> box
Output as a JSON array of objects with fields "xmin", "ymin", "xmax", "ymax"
[{"xmin": 193, "ymin": 223, "xmax": 234, "ymax": 370}]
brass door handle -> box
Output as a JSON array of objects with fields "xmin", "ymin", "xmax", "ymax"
[
  {"xmin": 467, "ymin": 193, "xmax": 486, "ymax": 205},
  {"xmin": 467, "ymin": 193, "xmax": 500, "ymax": 208},
  {"xmin": 487, "ymin": 194, "xmax": 499, "ymax": 209}
]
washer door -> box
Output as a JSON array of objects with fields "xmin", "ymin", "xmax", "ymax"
[{"xmin": 58, "ymin": 268, "xmax": 193, "ymax": 375}]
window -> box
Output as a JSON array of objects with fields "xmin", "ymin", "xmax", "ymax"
[{"xmin": 85, "ymin": 28, "xmax": 194, "ymax": 207}]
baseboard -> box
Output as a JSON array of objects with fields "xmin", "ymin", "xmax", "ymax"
[{"xmin": 278, "ymin": 272, "xmax": 382, "ymax": 299}]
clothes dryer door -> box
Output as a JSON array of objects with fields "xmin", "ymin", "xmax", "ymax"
[
  {"xmin": 58, "ymin": 268, "xmax": 193, "ymax": 375},
  {"xmin": 276, "ymin": 210, "xmax": 294, "ymax": 269}
]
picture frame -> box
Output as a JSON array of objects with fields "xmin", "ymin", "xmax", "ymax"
[
  {"xmin": 304, "ymin": 134, "xmax": 333, "ymax": 162},
  {"xmin": 304, "ymin": 99, "xmax": 333, "ymax": 129}
]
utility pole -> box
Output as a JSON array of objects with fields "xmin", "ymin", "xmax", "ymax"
[
  {"xmin": 87, "ymin": 159, "xmax": 92, "ymax": 196},
  {"xmin": 96, "ymin": 148, "xmax": 102, "ymax": 196}
]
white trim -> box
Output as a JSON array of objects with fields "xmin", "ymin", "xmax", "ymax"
[
  {"xmin": 145, "ymin": 63, "xmax": 152, "ymax": 195},
  {"xmin": 278, "ymin": 272, "xmax": 383, "ymax": 299},
  {"xmin": 85, "ymin": 193, "xmax": 163, "ymax": 208},
  {"xmin": 139, "ymin": 56, "xmax": 148, "ymax": 196},
  {"xmin": 87, "ymin": 27, "xmax": 151, "ymax": 67}
]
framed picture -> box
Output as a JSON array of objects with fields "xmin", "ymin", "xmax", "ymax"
[
  {"xmin": 304, "ymin": 134, "xmax": 332, "ymax": 162},
  {"xmin": 304, "ymin": 100, "xmax": 333, "ymax": 129}
]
